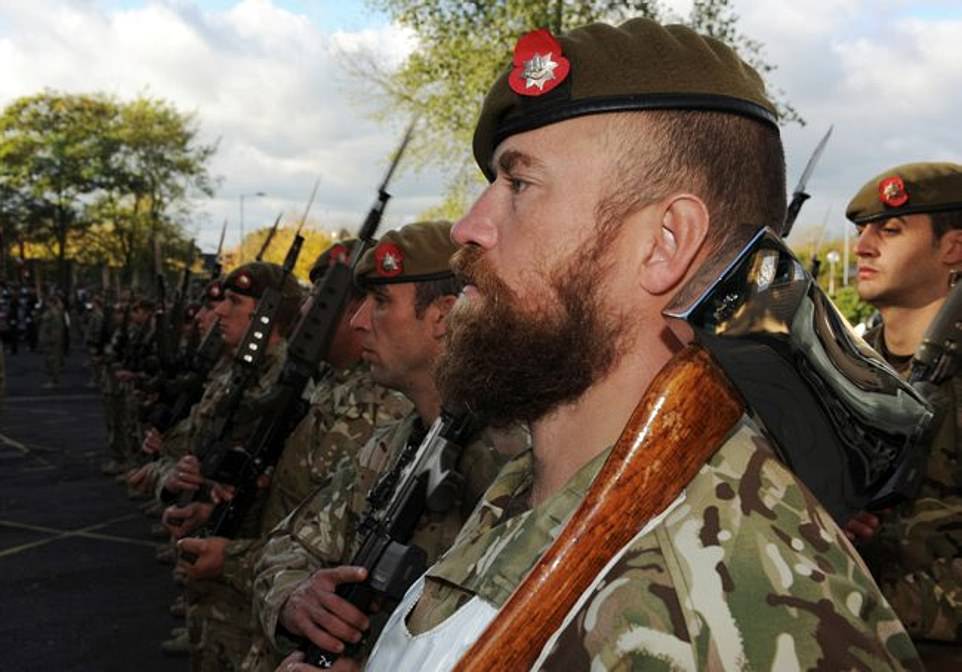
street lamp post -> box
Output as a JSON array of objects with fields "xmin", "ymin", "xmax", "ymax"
[
  {"xmin": 826, "ymin": 249, "xmax": 840, "ymax": 297},
  {"xmin": 239, "ymin": 191, "xmax": 266, "ymax": 263}
]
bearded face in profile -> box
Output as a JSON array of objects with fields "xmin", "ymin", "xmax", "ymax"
[{"xmin": 435, "ymin": 243, "xmax": 628, "ymax": 427}]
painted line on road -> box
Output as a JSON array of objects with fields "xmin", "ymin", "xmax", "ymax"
[
  {"xmin": 0, "ymin": 513, "xmax": 159, "ymax": 558},
  {"xmin": 0, "ymin": 432, "xmax": 29, "ymax": 454},
  {"xmin": 1, "ymin": 394, "xmax": 101, "ymax": 403}
]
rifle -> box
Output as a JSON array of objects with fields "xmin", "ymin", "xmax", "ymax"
[
  {"xmin": 193, "ymin": 123, "xmax": 416, "ymax": 545},
  {"xmin": 97, "ymin": 266, "xmax": 114, "ymax": 355},
  {"xmin": 910, "ymin": 274, "xmax": 962, "ymax": 385},
  {"xmin": 168, "ymin": 241, "xmax": 195, "ymax": 364},
  {"xmin": 256, "ymin": 213, "xmax": 283, "ymax": 261},
  {"xmin": 304, "ymin": 407, "xmax": 482, "ymax": 668},
  {"xmin": 212, "ymin": 218, "xmax": 228, "ymax": 280},
  {"xmin": 783, "ymin": 125, "xmax": 833, "ymax": 238}
]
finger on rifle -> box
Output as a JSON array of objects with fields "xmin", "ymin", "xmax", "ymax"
[{"xmin": 305, "ymin": 598, "xmax": 365, "ymax": 646}]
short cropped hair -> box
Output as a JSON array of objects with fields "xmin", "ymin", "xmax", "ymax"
[
  {"xmin": 598, "ymin": 110, "xmax": 786, "ymax": 263},
  {"xmin": 930, "ymin": 209, "xmax": 962, "ymax": 240},
  {"xmin": 414, "ymin": 276, "xmax": 463, "ymax": 318}
]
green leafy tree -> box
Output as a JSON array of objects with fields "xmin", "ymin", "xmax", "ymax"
[
  {"xmin": 0, "ymin": 92, "xmax": 216, "ymax": 289},
  {"xmin": 0, "ymin": 92, "xmax": 117, "ymax": 287},
  {"xmin": 357, "ymin": 0, "xmax": 802, "ymax": 216}
]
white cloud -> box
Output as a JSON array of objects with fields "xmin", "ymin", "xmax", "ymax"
[
  {"xmin": 0, "ymin": 0, "xmax": 429, "ymax": 252},
  {"xmin": 1, "ymin": 0, "xmax": 961, "ymax": 253}
]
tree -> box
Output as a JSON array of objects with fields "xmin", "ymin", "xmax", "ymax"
[
  {"xmin": 357, "ymin": 0, "xmax": 802, "ymax": 215},
  {"xmin": 228, "ymin": 221, "xmax": 335, "ymax": 282},
  {"xmin": 0, "ymin": 92, "xmax": 117, "ymax": 287},
  {"xmin": 0, "ymin": 92, "xmax": 216, "ymax": 289}
]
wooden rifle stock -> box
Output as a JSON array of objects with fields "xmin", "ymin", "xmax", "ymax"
[{"xmin": 453, "ymin": 345, "xmax": 743, "ymax": 672}]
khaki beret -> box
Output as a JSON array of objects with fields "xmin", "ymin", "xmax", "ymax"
[
  {"xmin": 355, "ymin": 221, "xmax": 455, "ymax": 286},
  {"xmin": 309, "ymin": 239, "xmax": 358, "ymax": 283},
  {"xmin": 846, "ymin": 162, "xmax": 962, "ymax": 224},
  {"xmin": 202, "ymin": 279, "xmax": 224, "ymax": 305},
  {"xmin": 473, "ymin": 18, "xmax": 777, "ymax": 180},
  {"xmin": 223, "ymin": 261, "xmax": 300, "ymax": 300}
]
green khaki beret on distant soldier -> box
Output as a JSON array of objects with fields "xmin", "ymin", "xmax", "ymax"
[
  {"xmin": 202, "ymin": 279, "xmax": 225, "ymax": 306},
  {"xmin": 223, "ymin": 261, "xmax": 306, "ymax": 334},
  {"xmin": 354, "ymin": 221, "xmax": 456, "ymax": 286},
  {"xmin": 309, "ymin": 239, "xmax": 358, "ymax": 283},
  {"xmin": 846, "ymin": 162, "xmax": 962, "ymax": 224},
  {"xmin": 473, "ymin": 18, "xmax": 777, "ymax": 180}
]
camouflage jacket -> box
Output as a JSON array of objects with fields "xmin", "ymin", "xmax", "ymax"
[
  {"xmin": 38, "ymin": 304, "xmax": 64, "ymax": 344},
  {"xmin": 861, "ymin": 325, "xmax": 962, "ymax": 642},
  {"xmin": 219, "ymin": 362, "xmax": 411, "ymax": 595},
  {"xmin": 398, "ymin": 417, "xmax": 921, "ymax": 671},
  {"xmin": 251, "ymin": 411, "xmax": 528, "ymax": 661}
]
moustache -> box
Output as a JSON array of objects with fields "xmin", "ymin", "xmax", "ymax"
[{"xmin": 451, "ymin": 246, "xmax": 517, "ymax": 301}]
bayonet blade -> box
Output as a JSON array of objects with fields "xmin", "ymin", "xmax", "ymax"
[{"xmin": 793, "ymin": 125, "xmax": 833, "ymax": 196}]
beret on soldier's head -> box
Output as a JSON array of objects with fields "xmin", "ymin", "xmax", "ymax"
[
  {"xmin": 309, "ymin": 239, "xmax": 358, "ymax": 283},
  {"xmin": 473, "ymin": 18, "xmax": 778, "ymax": 181},
  {"xmin": 846, "ymin": 162, "xmax": 962, "ymax": 224},
  {"xmin": 203, "ymin": 279, "xmax": 224, "ymax": 304},
  {"xmin": 354, "ymin": 221, "xmax": 456, "ymax": 286},
  {"xmin": 223, "ymin": 261, "xmax": 303, "ymax": 302}
]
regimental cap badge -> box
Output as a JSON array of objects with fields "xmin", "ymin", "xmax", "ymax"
[
  {"xmin": 235, "ymin": 271, "xmax": 253, "ymax": 291},
  {"xmin": 879, "ymin": 176, "xmax": 909, "ymax": 208},
  {"xmin": 374, "ymin": 242, "xmax": 404, "ymax": 278},
  {"xmin": 207, "ymin": 281, "xmax": 223, "ymax": 300},
  {"xmin": 328, "ymin": 244, "xmax": 350, "ymax": 267},
  {"xmin": 509, "ymin": 28, "xmax": 571, "ymax": 97}
]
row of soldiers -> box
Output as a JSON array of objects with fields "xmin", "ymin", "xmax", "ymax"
[{"xmin": 89, "ymin": 16, "xmax": 962, "ymax": 672}]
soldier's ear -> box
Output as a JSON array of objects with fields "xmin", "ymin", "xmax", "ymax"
[
  {"xmin": 427, "ymin": 294, "xmax": 457, "ymax": 337},
  {"xmin": 636, "ymin": 194, "xmax": 710, "ymax": 295},
  {"xmin": 938, "ymin": 228, "xmax": 962, "ymax": 266}
]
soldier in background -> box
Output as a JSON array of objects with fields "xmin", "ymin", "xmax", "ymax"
[
  {"xmin": 38, "ymin": 293, "xmax": 65, "ymax": 389},
  {"xmin": 845, "ymin": 162, "xmax": 962, "ymax": 667},
  {"xmin": 84, "ymin": 296, "xmax": 105, "ymax": 388},
  {"xmin": 257, "ymin": 222, "xmax": 526, "ymax": 671},
  {"xmin": 163, "ymin": 242, "xmax": 411, "ymax": 672}
]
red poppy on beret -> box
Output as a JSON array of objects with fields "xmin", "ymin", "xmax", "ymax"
[
  {"xmin": 374, "ymin": 242, "xmax": 404, "ymax": 277},
  {"xmin": 879, "ymin": 176, "xmax": 909, "ymax": 208},
  {"xmin": 508, "ymin": 28, "xmax": 570, "ymax": 97}
]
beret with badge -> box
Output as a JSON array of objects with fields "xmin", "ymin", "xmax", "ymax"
[
  {"xmin": 223, "ymin": 261, "xmax": 306, "ymax": 334},
  {"xmin": 310, "ymin": 239, "xmax": 358, "ymax": 284},
  {"xmin": 354, "ymin": 221, "xmax": 456, "ymax": 286},
  {"xmin": 473, "ymin": 18, "xmax": 777, "ymax": 180},
  {"xmin": 846, "ymin": 162, "xmax": 962, "ymax": 224}
]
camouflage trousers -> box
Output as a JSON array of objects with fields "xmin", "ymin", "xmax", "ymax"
[
  {"xmin": 187, "ymin": 577, "xmax": 254, "ymax": 672},
  {"xmin": 44, "ymin": 345, "xmax": 63, "ymax": 384}
]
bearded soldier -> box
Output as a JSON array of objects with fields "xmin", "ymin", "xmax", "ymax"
[{"xmin": 327, "ymin": 19, "xmax": 921, "ymax": 672}]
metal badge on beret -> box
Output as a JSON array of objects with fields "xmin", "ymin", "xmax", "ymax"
[
  {"xmin": 375, "ymin": 242, "xmax": 404, "ymax": 278},
  {"xmin": 207, "ymin": 281, "xmax": 224, "ymax": 300},
  {"xmin": 235, "ymin": 271, "xmax": 253, "ymax": 291},
  {"xmin": 328, "ymin": 243, "xmax": 350, "ymax": 266},
  {"xmin": 509, "ymin": 28, "xmax": 570, "ymax": 96},
  {"xmin": 879, "ymin": 176, "xmax": 909, "ymax": 208}
]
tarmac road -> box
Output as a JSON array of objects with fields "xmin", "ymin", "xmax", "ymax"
[{"xmin": 0, "ymin": 345, "xmax": 185, "ymax": 672}]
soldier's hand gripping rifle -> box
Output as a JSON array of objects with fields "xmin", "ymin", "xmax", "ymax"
[
  {"xmin": 198, "ymin": 122, "xmax": 417, "ymax": 543},
  {"xmin": 303, "ymin": 406, "xmax": 482, "ymax": 668}
]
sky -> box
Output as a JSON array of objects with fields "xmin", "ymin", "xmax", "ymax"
[{"xmin": 1, "ymin": 0, "xmax": 961, "ymax": 254}]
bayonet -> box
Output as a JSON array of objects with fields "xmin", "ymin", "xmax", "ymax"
[
  {"xmin": 256, "ymin": 213, "xmax": 283, "ymax": 261},
  {"xmin": 783, "ymin": 125, "xmax": 833, "ymax": 238}
]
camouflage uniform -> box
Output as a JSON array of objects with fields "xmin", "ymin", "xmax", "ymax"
[
  {"xmin": 184, "ymin": 340, "xmax": 290, "ymax": 672},
  {"xmin": 38, "ymin": 301, "xmax": 65, "ymax": 386},
  {"xmin": 83, "ymin": 305, "xmax": 104, "ymax": 386},
  {"xmin": 249, "ymin": 412, "xmax": 527, "ymax": 668},
  {"xmin": 367, "ymin": 417, "xmax": 920, "ymax": 671},
  {"xmin": 861, "ymin": 325, "xmax": 962, "ymax": 648},
  {"xmin": 204, "ymin": 362, "xmax": 410, "ymax": 672}
]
